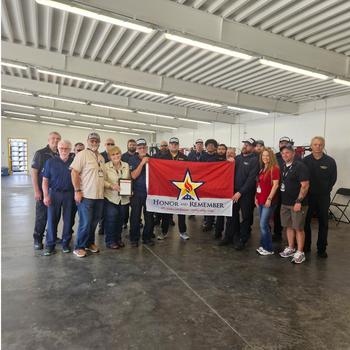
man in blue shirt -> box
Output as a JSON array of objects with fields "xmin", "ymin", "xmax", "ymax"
[
  {"xmin": 42, "ymin": 140, "xmax": 75, "ymax": 255},
  {"xmin": 128, "ymin": 138, "xmax": 154, "ymax": 247}
]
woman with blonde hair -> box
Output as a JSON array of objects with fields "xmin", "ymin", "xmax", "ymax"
[{"xmin": 255, "ymin": 148, "xmax": 280, "ymax": 256}]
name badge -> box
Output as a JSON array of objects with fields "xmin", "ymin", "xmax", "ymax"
[
  {"xmin": 256, "ymin": 185, "xmax": 262, "ymax": 194},
  {"xmin": 280, "ymin": 183, "xmax": 285, "ymax": 192},
  {"xmin": 98, "ymin": 169, "xmax": 104, "ymax": 177}
]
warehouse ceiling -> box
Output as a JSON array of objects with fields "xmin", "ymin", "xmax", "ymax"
[{"xmin": 1, "ymin": 0, "xmax": 350, "ymax": 133}]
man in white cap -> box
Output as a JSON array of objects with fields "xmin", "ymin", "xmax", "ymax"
[
  {"xmin": 71, "ymin": 132, "xmax": 105, "ymax": 258},
  {"xmin": 188, "ymin": 139, "xmax": 204, "ymax": 161}
]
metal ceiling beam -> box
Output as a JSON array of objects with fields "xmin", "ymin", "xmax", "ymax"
[
  {"xmin": 2, "ymin": 42, "xmax": 298, "ymax": 114},
  {"xmin": 77, "ymin": 0, "xmax": 349, "ymax": 77}
]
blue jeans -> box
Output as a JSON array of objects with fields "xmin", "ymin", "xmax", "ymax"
[
  {"xmin": 46, "ymin": 190, "xmax": 74, "ymax": 249},
  {"xmin": 258, "ymin": 204, "xmax": 276, "ymax": 251},
  {"xmin": 75, "ymin": 198, "xmax": 104, "ymax": 249},
  {"xmin": 103, "ymin": 198, "xmax": 124, "ymax": 246}
]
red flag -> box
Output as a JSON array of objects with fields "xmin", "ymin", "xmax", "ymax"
[{"xmin": 146, "ymin": 159, "xmax": 234, "ymax": 216}]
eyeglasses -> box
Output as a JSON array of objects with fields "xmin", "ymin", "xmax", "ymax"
[
  {"xmin": 106, "ymin": 143, "xmax": 115, "ymax": 146},
  {"xmin": 58, "ymin": 147, "xmax": 71, "ymax": 151},
  {"xmin": 160, "ymin": 144, "xmax": 167, "ymax": 147}
]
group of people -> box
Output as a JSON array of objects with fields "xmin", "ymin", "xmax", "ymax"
[{"xmin": 31, "ymin": 131, "xmax": 337, "ymax": 264}]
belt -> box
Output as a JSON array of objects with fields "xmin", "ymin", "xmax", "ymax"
[{"xmin": 51, "ymin": 189, "xmax": 74, "ymax": 193}]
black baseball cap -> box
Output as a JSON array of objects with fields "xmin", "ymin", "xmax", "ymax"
[
  {"xmin": 242, "ymin": 138, "xmax": 256, "ymax": 146},
  {"xmin": 256, "ymin": 140, "xmax": 265, "ymax": 146},
  {"xmin": 205, "ymin": 139, "xmax": 218, "ymax": 148}
]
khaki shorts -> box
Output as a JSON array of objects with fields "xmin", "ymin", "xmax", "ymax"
[{"xmin": 280, "ymin": 204, "xmax": 308, "ymax": 230}]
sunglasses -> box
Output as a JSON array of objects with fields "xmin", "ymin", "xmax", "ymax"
[{"xmin": 106, "ymin": 143, "xmax": 115, "ymax": 146}]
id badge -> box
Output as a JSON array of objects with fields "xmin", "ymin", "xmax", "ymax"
[
  {"xmin": 256, "ymin": 185, "xmax": 262, "ymax": 194},
  {"xmin": 98, "ymin": 169, "xmax": 104, "ymax": 177},
  {"xmin": 280, "ymin": 183, "xmax": 285, "ymax": 192}
]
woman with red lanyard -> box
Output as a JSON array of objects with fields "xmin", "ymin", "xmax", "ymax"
[{"xmin": 255, "ymin": 148, "xmax": 280, "ymax": 255}]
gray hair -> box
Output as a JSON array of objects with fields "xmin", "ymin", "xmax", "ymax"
[{"xmin": 58, "ymin": 140, "xmax": 72, "ymax": 149}]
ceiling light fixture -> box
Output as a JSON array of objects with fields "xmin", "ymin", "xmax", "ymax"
[
  {"xmin": 2, "ymin": 102, "xmax": 34, "ymax": 109},
  {"xmin": 173, "ymin": 96, "xmax": 222, "ymax": 107},
  {"xmin": 1, "ymin": 61, "xmax": 27, "ymax": 70},
  {"xmin": 41, "ymin": 121, "xmax": 67, "ymax": 126},
  {"xmin": 178, "ymin": 118, "xmax": 211, "ymax": 125},
  {"xmin": 164, "ymin": 33, "xmax": 252, "ymax": 60},
  {"xmin": 4, "ymin": 111, "xmax": 36, "ymax": 117},
  {"xmin": 333, "ymin": 78, "xmax": 350, "ymax": 87},
  {"xmin": 119, "ymin": 131, "xmax": 140, "ymax": 136},
  {"xmin": 2, "ymin": 88, "xmax": 32, "ymax": 96},
  {"xmin": 259, "ymin": 59, "xmax": 329, "ymax": 80},
  {"xmin": 40, "ymin": 116, "xmax": 70, "ymax": 122},
  {"xmin": 37, "ymin": 69, "xmax": 104, "ymax": 85},
  {"xmin": 10, "ymin": 117, "xmax": 38, "ymax": 123},
  {"xmin": 91, "ymin": 103, "xmax": 133, "ymax": 112},
  {"xmin": 103, "ymin": 124, "xmax": 129, "ymax": 130},
  {"xmin": 136, "ymin": 111, "xmax": 175, "ymax": 119},
  {"xmin": 227, "ymin": 106, "xmax": 269, "ymax": 115},
  {"xmin": 80, "ymin": 114, "xmax": 113, "ymax": 121},
  {"xmin": 117, "ymin": 119, "xmax": 146, "ymax": 126},
  {"xmin": 35, "ymin": 0, "xmax": 153, "ymax": 33},
  {"xmin": 69, "ymin": 125, "xmax": 92, "ymax": 130},
  {"xmin": 131, "ymin": 128, "xmax": 156, "ymax": 133},
  {"xmin": 73, "ymin": 120, "xmax": 100, "ymax": 126},
  {"xmin": 38, "ymin": 94, "xmax": 85, "ymax": 104},
  {"xmin": 150, "ymin": 124, "xmax": 177, "ymax": 130},
  {"xmin": 39, "ymin": 108, "xmax": 75, "ymax": 115},
  {"xmin": 112, "ymin": 84, "xmax": 169, "ymax": 97}
]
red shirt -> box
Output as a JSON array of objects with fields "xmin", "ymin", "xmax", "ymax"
[{"xmin": 256, "ymin": 165, "xmax": 280, "ymax": 205}]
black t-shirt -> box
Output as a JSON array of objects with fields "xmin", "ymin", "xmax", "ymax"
[{"xmin": 281, "ymin": 160, "xmax": 310, "ymax": 206}]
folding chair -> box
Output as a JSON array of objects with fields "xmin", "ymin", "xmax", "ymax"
[{"xmin": 329, "ymin": 188, "xmax": 350, "ymax": 226}]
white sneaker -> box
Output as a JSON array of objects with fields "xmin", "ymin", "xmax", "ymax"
[
  {"xmin": 291, "ymin": 251, "xmax": 306, "ymax": 264},
  {"xmin": 279, "ymin": 247, "xmax": 296, "ymax": 258},
  {"xmin": 157, "ymin": 234, "xmax": 165, "ymax": 240},
  {"xmin": 258, "ymin": 248, "xmax": 274, "ymax": 256},
  {"xmin": 256, "ymin": 246, "xmax": 263, "ymax": 253},
  {"xmin": 180, "ymin": 232, "xmax": 190, "ymax": 240}
]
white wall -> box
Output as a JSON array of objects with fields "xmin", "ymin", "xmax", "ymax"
[
  {"xmin": 157, "ymin": 95, "xmax": 350, "ymax": 190},
  {"xmin": 1, "ymin": 119, "xmax": 151, "ymax": 169}
]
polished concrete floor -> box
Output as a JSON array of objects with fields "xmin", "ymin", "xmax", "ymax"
[{"xmin": 2, "ymin": 175, "xmax": 350, "ymax": 350}]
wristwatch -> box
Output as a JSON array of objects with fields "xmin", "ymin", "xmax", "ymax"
[{"xmin": 75, "ymin": 189, "xmax": 82, "ymax": 193}]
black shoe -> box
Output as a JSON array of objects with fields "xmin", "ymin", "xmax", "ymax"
[
  {"xmin": 170, "ymin": 220, "xmax": 175, "ymax": 226},
  {"xmin": 154, "ymin": 220, "xmax": 161, "ymax": 226},
  {"xmin": 143, "ymin": 240, "xmax": 155, "ymax": 246},
  {"xmin": 218, "ymin": 239, "xmax": 231, "ymax": 246},
  {"xmin": 272, "ymin": 234, "xmax": 282, "ymax": 242},
  {"xmin": 130, "ymin": 241, "xmax": 139, "ymax": 247},
  {"xmin": 317, "ymin": 251, "xmax": 328, "ymax": 258},
  {"xmin": 234, "ymin": 241, "xmax": 245, "ymax": 251},
  {"xmin": 44, "ymin": 248, "xmax": 56, "ymax": 256},
  {"xmin": 56, "ymin": 237, "xmax": 62, "ymax": 244},
  {"xmin": 34, "ymin": 241, "xmax": 43, "ymax": 250},
  {"xmin": 214, "ymin": 233, "xmax": 222, "ymax": 240}
]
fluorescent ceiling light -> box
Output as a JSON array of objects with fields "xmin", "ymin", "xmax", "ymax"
[
  {"xmin": 41, "ymin": 121, "xmax": 67, "ymax": 126},
  {"xmin": 69, "ymin": 125, "xmax": 91, "ymax": 130},
  {"xmin": 10, "ymin": 117, "xmax": 38, "ymax": 123},
  {"xmin": 40, "ymin": 108, "xmax": 75, "ymax": 116},
  {"xmin": 80, "ymin": 114, "xmax": 113, "ymax": 121},
  {"xmin": 178, "ymin": 118, "xmax": 211, "ymax": 125},
  {"xmin": 150, "ymin": 124, "xmax": 177, "ymax": 130},
  {"xmin": 4, "ymin": 111, "xmax": 36, "ymax": 117},
  {"xmin": 227, "ymin": 106, "xmax": 269, "ymax": 115},
  {"xmin": 91, "ymin": 103, "xmax": 133, "ymax": 112},
  {"xmin": 74, "ymin": 120, "xmax": 100, "ymax": 126},
  {"xmin": 1, "ymin": 61, "xmax": 27, "ymax": 70},
  {"xmin": 132, "ymin": 128, "xmax": 156, "ymax": 133},
  {"xmin": 2, "ymin": 88, "xmax": 32, "ymax": 96},
  {"xmin": 2, "ymin": 102, "xmax": 34, "ymax": 109},
  {"xmin": 164, "ymin": 33, "xmax": 252, "ymax": 60},
  {"xmin": 40, "ymin": 116, "xmax": 70, "ymax": 122},
  {"xmin": 2, "ymin": 116, "xmax": 7, "ymax": 118},
  {"xmin": 119, "ymin": 131, "xmax": 140, "ymax": 136},
  {"xmin": 37, "ymin": 69, "xmax": 104, "ymax": 85},
  {"xmin": 35, "ymin": 0, "xmax": 153, "ymax": 33},
  {"xmin": 38, "ymin": 94, "xmax": 86, "ymax": 104},
  {"xmin": 333, "ymin": 78, "xmax": 350, "ymax": 87},
  {"xmin": 173, "ymin": 96, "xmax": 222, "ymax": 107},
  {"xmin": 112, "ymin": 84, "xmax": 169, "ymax": 97},
  {"xmin": 136, "ymin": 111, "xmax": 175, "ymax": 119},
  {"xmin": 95, "ymin": 128, "xmax": 115, "ymax": 133},
  {"xmin": 103, "ymin": 124, "xmax": 129, "ymax": 130},
  {"xmin": 259, "ymin": 59, "xmax": 329, "ymax": 80},
  {"xmin": 117, "ymin": 119, "xmax": 146, "ymax": 125}
]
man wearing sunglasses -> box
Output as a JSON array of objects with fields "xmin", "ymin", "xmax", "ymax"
[{"xmin": 100, "ymin": 138, "xmax": 116, "ymax": 163}]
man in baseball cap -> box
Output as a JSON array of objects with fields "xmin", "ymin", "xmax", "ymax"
[
  {"xmin": 255, "ymin": 140, "xmax": 265, "ymax": 154},
  {"xmin": 188, "ymin": 139, "xmax": 204, "ymax": 161}
]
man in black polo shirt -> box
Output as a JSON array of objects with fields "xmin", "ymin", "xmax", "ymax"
[
  {"xmin": 279, "ymin": 144, "xmax": 309, "ymax": 264},
  {"xmin": 156, "ymin": 137, "xmax": 189, "ymax": 241},
  {"xmin": 31, "ymin": 131, "xmax": 61, "ymax": 250},
  {"xmin": 221, "ymin": 138, "xmax": 259, "ymax": 250},
  {"xmin": 303, "ymin": 136, "xmax": 337, "ymax": 258}
]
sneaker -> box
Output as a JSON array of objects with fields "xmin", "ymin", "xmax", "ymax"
[
  {"xmin": 256, "ymin": 246, "xmax": 263, "ymax": 253},
  {"xmin": 106, "ymin": 243, "xmax": 119, "ymax": 249},
  {"xmin": 34, "ymin": 240, "xmax": 43, "ymax": 250},
  {"xmin": 258, "ymin": 248, "xmax": 274, "ymax": 256},
  {"xmin": 291, "ymin": 251, "xmax": 306, "ymax": 264},
  {"xmin": 85, "ymin": 244, "xmax": 100, "ymax": 253},
  {"xmin": 279, "ymin": 247, "xmax": 296, "ymax": 258},
  {"xmin": 73, "ymin": 249, "xmax": 86, "ymax": 258},
  {"xmin": 157, "ymin": 233, "xmax": 165, "ymax": 240},
  {"xmin": 143, "ymin": 240, "xmax": 155, "ymax": 246},
  {"xmin": 179, "ymin": 232, "xmax": 190, "ymax": 240},
  {"xmin": 44, "ymin": 248, "xmax": 56, "ymax": 256},
  {"xmin": 62, "ymin": 247, "xmax": 71, "ymax": 253}
]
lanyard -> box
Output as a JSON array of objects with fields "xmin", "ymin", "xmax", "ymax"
[
  {"xmin": 87, "ymin": 148, "xmax": 101, "ymax": 168},
  {"xmin": 282, "ymin": 164, "xmax": 293, "ymax": 180}
]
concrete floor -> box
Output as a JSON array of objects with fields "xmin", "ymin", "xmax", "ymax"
[{"xmin": 2, "ymin": 175, "xmax": 350, "ymax": 350}]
